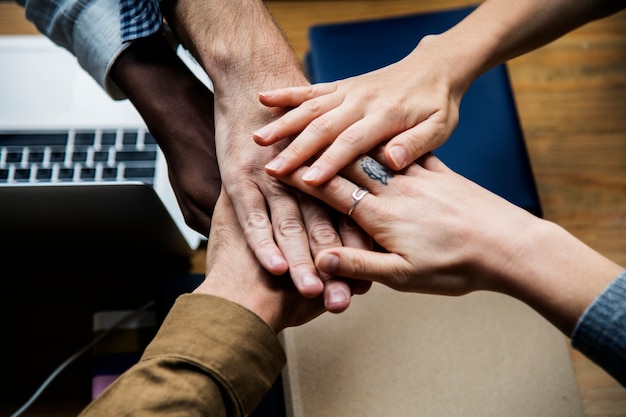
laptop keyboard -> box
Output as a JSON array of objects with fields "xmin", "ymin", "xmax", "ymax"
[{"xmin": 0, "ymin": 128, "xmax": 158, "ymax": 185}]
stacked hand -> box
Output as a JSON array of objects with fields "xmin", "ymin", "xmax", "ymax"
[
  {"xmin": 253, "ymin": 35, "xmax": 467, "ymax": 185},
  {"xmin": 195, "ymin": 189, "xmax": 330, "ymax": 332},
  {"xmin": 161, "ymin": 0, "xmax": 375, "ymax": 312},
  {"xmin": 280, "ymin": 152, "xmax": 623, "ymax": 335},
  {"xmin": 212, "ymin": 86, "xmax": 372, "ymax": 312}
]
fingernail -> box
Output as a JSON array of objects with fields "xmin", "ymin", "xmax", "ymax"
[
  {"xmin": 258, "ymin": 90, "xmax": 274, "ymax": 98},
  {"xmin": 269, "ymin": 254, "xmax": 287, "ymax": 270},
  {"xmin": 389, "ymin": 145, "xmax": 407, "ymax": 168},
  {"xmin": 301, "ymin": 273, "xmax": 321, "ymax": 289},
  {"xmin": 253, "ymin": 125, "xmax": 272, "ymax": 140},
  {"xmin": 328, "ymin": 288, "xmax": 348, "ymax": 307},
  {"xmin": 265, "ymin": 157, "xmax": 283, "ymax": 172},
  {"xmin": 317, "ymin": 253, "xmax": 339, "ymax": 273},
  {"xmin": 302, "ymin": 166, "xmax": 320, "ymax": 182}
]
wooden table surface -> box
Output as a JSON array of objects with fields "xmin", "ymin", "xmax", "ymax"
[{"xmin": 2, "ymin": 1, "xmax": 625, "ymax": 415}]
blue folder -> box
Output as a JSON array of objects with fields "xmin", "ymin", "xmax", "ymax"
[{"xmin": 305, "ymin": 5, "xmax": 542, "ymax": 217}]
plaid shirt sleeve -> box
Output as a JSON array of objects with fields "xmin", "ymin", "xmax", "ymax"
[{"xmin": 120, "ymin": 0, "xmax": 163, "ymax": 42}]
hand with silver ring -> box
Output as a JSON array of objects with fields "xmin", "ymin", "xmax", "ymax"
[
  {"xmin": 277, "ymin": 153, "xmax": 624, "ymax": 340},
  {"xmin": 347, "ymin": 187, "xmax": 369, "ymax": 216}
]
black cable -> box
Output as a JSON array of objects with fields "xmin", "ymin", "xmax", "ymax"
[{"xmin": 10, "ymin": 299, "xmax": 156, "ymax": 417}]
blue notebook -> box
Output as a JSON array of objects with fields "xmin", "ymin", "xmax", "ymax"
[{"xmin": 305, "ymin": 5, "xmax": 542, "ymax": 217}]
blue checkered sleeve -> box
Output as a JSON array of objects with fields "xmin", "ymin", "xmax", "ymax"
[{"xmin": 120, "ymin": 0, "xmax": 163, "ymax": 42}]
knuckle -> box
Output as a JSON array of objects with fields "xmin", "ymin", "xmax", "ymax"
[
  {"xmin": 431, "ymin": 114, "xmax": 454, "ymax": 138},
  {"xmin": 303, "ymin": 98, "xmax": 323, "ymax": 116},
  {"xmin": 309, "ymin": 117, "xmax": 333, "ymax": 137},
  {"xmin": 382, "ymin": 104, "xmax": 403, "ymax": 123},
  {"xmin": 321, "ymin": 178, "xmax": 345, "ymax": 200},
  {"xmin": 337, "ymin": 128, "xmax": 364, "ymax": 148},
  {"xmin": 348, "ymin": 252, "xmax": 369, "ymax": 275},
  {"xmin": 290, "ymin": 254, "xmax": 315, "ymax": 268},
  {"xmin": 254, "ymin": 236, "xmax": 281, "ymax": 254},
  {"xmin": 245, "ymin": 210, "xmax": 272, "ymax": 229},
  {"xmin": 308, "ymin": 224, "xmax": 340, "ymax": 247},
  {"xmin": 302, "ymin": 84, "xmax": 317, "ymax": 98},
  {"xmin": 326, "ymin": 81, "xmax": 339, "ymax": 93},
  {"xmin": 277, "ymin": 218, "xmax": 306, "ymax": 237},
  {"xmin": 224, "ymin": 174, "xmax": 259, "ymax": 194},
  {"xmin": 283, "ymin": 141, "xmax": 311, "ymax": 162}
]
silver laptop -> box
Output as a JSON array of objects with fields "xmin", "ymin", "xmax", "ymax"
[{"xmin": 0, "ymin": 34, "xmax": 205, "ymax": 266}]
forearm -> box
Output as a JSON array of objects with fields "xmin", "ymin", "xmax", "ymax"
[
  {"xmin": 463, "ymin": 0, "xmax": 622, "ymax": 68},
  {"xmin": 110, "ymin": 31, "xmax": 214, "ymax": 160},
  {"xmin": 488, "ymin": 217, "xmax": 623, "ymax": 336},
  {"xmin": 161, "ymin": 0, "xmax": 307, "ymax": 95},
  {"xmin": 409, "ymin": 0, "xmax": 624, "ymax": 93}
]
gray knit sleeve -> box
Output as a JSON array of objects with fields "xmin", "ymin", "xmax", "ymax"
[{"xmin": 571, "ymin": 269, "xmax": 626, "ymax": 387}]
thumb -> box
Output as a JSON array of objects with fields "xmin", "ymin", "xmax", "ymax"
[
  {"xmin": 386, "ymin": 117, "xmax": 452, "ymax": 170},
  {"xmin": 315, "ymin": 248, "xmax": 408, "ymax": 288}
]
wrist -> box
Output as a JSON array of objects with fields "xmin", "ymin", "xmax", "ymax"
[
  {"xmin": 193, "ymin": 277, "xmax": 284, "ymax": 333},
  {"xmin": 109, "ymin": 31, "xmax": 215, "ymax": 148},
  {"xmin": 492, "ymin": 218, "xmax": 622, "ymax": 335},
  {"xmin": 413, "ymin": 32, "xmax": 494, "ymax": 97},
  {"xmin": 207, "ymin": 43, "xmax": 307, "ymax": 97},
  {"xmin": 162, "ymin": 0, "xmax": 307, "ymax": 94},
  {"xmin": 109, "ymin": 31, "xmax": 198, "ymax": 111}
]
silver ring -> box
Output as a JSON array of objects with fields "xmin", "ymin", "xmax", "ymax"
[{"xmin": 347, "ymin": 187, "xmax": 369, "ymax": 216}]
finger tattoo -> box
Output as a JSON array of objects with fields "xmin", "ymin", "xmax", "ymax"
[{"xmin": 360, "ymin": 156, "xmax": 394, "ymax": 185}]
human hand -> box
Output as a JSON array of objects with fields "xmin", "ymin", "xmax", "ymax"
[
  {"xmin": 213, "ymin": 90, "xmax": 371, "ymax": 312},
  {"xmin": 160, "ymin": 0, "xmax": 371, "ymax": 311},
  {"xmin": 253, "ymin": 36, "xmax": 466, "ymax": 186},
  {"xmin": 255, "ymin": 0, "xmax": 626, "ymax": 189},
  {"xmin": 110, "ymin": 33, "xmax": 220, "ymax": 236},
  {"xmin": 280, "ymin": 152, "xmax": 540, "ymax": 296},
  {"xmin": 153, "ymin": 83, "xmax": 219, "ymax": 237},
  {"xmin": 195, "ymin": 189, "xmax": 329, "ymax": 332},
  {"xmin": 280, "ymin": 152, "xmax": 624, "ymax": 334}
]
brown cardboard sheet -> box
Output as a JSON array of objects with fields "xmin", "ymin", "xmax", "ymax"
[{"xmin": 281, "ymin": 284, "xmax": 584, "ymax": 416}]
